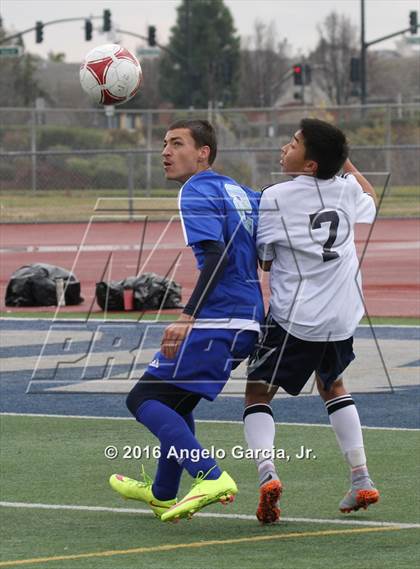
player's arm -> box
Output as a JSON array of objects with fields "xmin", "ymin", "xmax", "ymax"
[
  {"xmin": 257, "ymin": 189, "xmax": 276, "ymax": 271},
  {"xmin": 183, "ymin": 240, "xmax": 228, "ymax": 317},
  {"xmin": 161, "ymin": 182, "xmax": 229, "ymax": 358},
  {"xmin": 160, "ymin": 240, "xmax": 228, "ymax": 359},
  {"xmin": 343, "ymin": 158, "xmax": 378, "ymax": 206}
]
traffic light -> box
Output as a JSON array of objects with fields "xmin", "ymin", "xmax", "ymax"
[
  {"xmin": 148, "ymin": 25, "xmax": 156, "ymax": 47},
  {"xmin": 293, "ymin": 64, "xmax": 303, "ymax": 86},
  {"xmin": 409, "ymin": 11, "xmax": 418, "ymax": 35},
  {"xmin": 103, "ymin": 9, "xmax": 111, "ymax": 32},
  {"xmin": 350, "ymin": 57, "xmax": 360, "ymax": 82},
  {"xmin": 85, "ymin": 20, "xmax": 93, "ymax": 41},
  {"xmin": 35, "ymin": 21, "xmax": 43, "ymax": 44}
]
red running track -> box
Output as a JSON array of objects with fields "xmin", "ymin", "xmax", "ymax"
[{"xmin": 1, "ymin": 219, "xmax": 419, "ymax": 317}]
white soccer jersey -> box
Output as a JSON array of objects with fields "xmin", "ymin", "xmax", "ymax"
[{"xmin": 258, "ymin": 174, "xmax": 376, "ymax": 341}]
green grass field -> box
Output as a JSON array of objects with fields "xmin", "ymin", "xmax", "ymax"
[
  {"xmin": 0, "ymin": 415, "xmax": 419, "ymax": 568},
  {"xmin": 1, "ymin": 185, "xmax": 418, "ymax": 222},
  {"xmin": 0, "ymin": 191, "xmax": 178, "ymax": 223}
]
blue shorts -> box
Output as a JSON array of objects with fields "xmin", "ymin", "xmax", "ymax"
[{"xmin": 146, "ymin": 328, "xmax": 258, "ymax": 400}]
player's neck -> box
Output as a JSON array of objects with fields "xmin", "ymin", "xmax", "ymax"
[
  {"xmin": 186, "ymin": 165, "xmax": 212, "ymax": 182},
  {"xmin": 177, "ymin": 166, "xmax": 212, "ymax": 185},
  {"xmin": 195, "ymin": 164, "xmax": 212, "ymax": 175}
]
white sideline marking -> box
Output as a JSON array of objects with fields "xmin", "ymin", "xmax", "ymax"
[
  {"xmin": 1, "ymin": 241, "xmax": 418, "ymax": 255},
  {"xmin": 0, "ymin": 412, "xmax": 418, "ymax": 431},
  {"xmin": 0, "ymin": 318, "xmax": 419, "ymax": 329},
  {"xmin": 0, "ymin": 243, "xmax": 183, "ymax": 254},
  {"xmin": 0, "ymin": 317, "xmax": 172, "ymax": 323},
  {"xmin": 0, "ymin": 316, "xmax": 420, "ymax": 328},
  {"xmin": 0, "ymin": 501, "xmax": 418, "ymax": 529}
]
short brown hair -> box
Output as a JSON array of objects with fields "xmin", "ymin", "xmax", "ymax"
[{"xmin": 168, "ymin": 119, "xmax": 217, "ymax": 165}]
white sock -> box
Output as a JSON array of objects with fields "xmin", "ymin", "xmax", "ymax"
[
  {"xmin": 243, "ymin": 404, "xmax": 277, "ymax": 484},
  {"xmin": 325, "ymin": 395, "xmax": 367, "ymax": 470}
]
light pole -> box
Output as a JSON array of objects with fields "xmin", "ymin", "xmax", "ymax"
[
  {"xmin": 360, "ymin": 0, "xmax": 418, "ymax": 106},
  {"xmin": 360, "ymin": 0, "xmax": 367, "ymax": 105}
]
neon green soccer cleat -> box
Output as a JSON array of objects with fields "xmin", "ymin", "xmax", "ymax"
[
  {"xmin": 160, "ymin": 470, "xmax": 238, "ymax": 522},
  {"xmin": 109, "ymin": 467, "xmax": 176, "ymax": 519}
]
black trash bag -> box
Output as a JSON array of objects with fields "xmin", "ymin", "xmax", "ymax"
[
  {"xmin": 95, "ymin": 279, "xmax": 125, "ymax": 311},
  {"xmin": 133, "ymin": 273, "xmax": 183, "ymax": 310},
  {"xmin": 5, "ymin": 263, "xmax": 84, "ymax": 307},
  {"xmin": 96, "ymin": 273, "xmax": 183, "ymax": 311}
]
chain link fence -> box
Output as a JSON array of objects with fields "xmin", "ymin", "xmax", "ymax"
[{"xmin": 1, "ymin": 103, "xmax": 419, "ymax": 194}]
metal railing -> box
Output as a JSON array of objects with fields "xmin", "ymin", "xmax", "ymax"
[{"xmin": 1, "ymin": 103, "xmax": 419, "ymax": 193}]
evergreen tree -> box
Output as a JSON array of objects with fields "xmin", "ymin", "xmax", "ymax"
[
  {"xmin": 0, "ymin": 17, "xmax": 45, "ymax": 107},
  {"xmin": 159, "ymin": 0, "xmax": 240, "ymax": 108}
]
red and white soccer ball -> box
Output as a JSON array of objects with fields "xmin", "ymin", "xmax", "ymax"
[{"xmin": 80, "ymin": 44, "xmax": 142, "ymax": 106}]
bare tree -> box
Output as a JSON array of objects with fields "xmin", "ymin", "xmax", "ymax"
[
  {"xmin": 367, "ymin": 51, "xmax": 420, "ymax": 102},
  {"xmin": 238, "ymin": 20, "xmax": 289, "ymax": 107},
  {"xmin": 310, "ymin": 12, "xmax": 358, "ymax": 105}
]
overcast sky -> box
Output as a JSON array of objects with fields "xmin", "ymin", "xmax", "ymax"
[{"xmin": 1, "ymin": 0, "xmax": 418, "ymax": 62}]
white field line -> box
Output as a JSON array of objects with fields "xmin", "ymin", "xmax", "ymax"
[
  {"xmin": 0, "ymin": 318, "xmax": 420, "ymax": 330},
  {"xmin": 0, "ymin": 317, "xmax": 172, "ymax": 323},
  {"xmin": 0, "ymin": 501, "xmax": 418, "ymax": 529},
  {"xmin": 0, "ymin": 316, "xmax": 420, "ymax": 328},
  {"xmin": 0, "ymin": 412, "xmax": 418, "ymax": 431},
  {"xmin": 0, "ymin": 312, "xmax": 420, "ymax": 332},
  {"xmin": 1, "ymin": 241, "xmax": 418, "ymax": 254},
  {"xmin": 0, "ymin": 243, "xmax": 183, "ymax": 254}
]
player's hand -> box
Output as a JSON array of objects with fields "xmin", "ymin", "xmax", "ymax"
[{"xmin": 160, "ymin": 314, "xmax": 195, "ymax": 359}]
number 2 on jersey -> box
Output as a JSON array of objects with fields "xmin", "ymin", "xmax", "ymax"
[{"xmin": 309, "ymin": 210, "xmax": 340, "ymax": 262}]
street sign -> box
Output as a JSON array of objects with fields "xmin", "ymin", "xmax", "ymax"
[
  {"xmin": 406, "ymin": 36, "xmax": 420, "ymax": 44},
  {"xmin": 0, "ymin": 45, "xmax": 23, "ymax": 57},
  {"xmin": 136, "ymin": 47, "xmax": 160, "ymax": 58}
]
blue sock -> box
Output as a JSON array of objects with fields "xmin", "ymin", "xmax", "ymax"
[
  {"xmin": 152, "ymin": 412, "xmax": 195, "ymax": 501},
  {"xmin": 136, "ymin": 400, "xmax": 221, "ymax": 484}
]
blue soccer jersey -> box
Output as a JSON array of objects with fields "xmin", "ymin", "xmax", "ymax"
[{"xmin": 178, "ymin": 169, "xmax": 264, "ymax": 330}]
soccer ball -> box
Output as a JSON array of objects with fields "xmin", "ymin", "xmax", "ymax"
[{"xmin": 80, "ymin": 44, "xmax": 142, "ymax": 105}]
